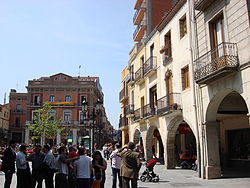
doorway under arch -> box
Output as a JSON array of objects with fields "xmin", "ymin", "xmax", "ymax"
[
  {"xmin": 166, "ymin": 117, "xmax": 197, "ymax": 169},
  {"xmin": 133, "ymin": 129, "xmax": 143, "ymax": 146},
  {"xmin": 205, "ymin": 91, "xmax": 249, "ymax": 178},
  {"xmin": 146, "ymin": 127, "xmax": 164, "ymax": 163}
]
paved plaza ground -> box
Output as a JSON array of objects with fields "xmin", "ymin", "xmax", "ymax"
[{"xmin": 1, "ymin": 161, "xmax": 250, "ymax": 188}]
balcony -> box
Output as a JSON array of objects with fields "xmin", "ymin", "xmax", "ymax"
[
  {"xmin": 143, "ymin": 56, "xmax": 157, "ymax": 77},
  {"xmin": 127, "ymin": 72, "xmax": 135, "ymax": 86},
  {"xmin": 134, "ymin": 108, "xmax": 141, "ymax": 121},
  {"xmin": 133, "ymin": 2, "xmax": 146, "ymax": 25},
  {"xmin": 125, "ymin": 104, "xmax": 135, "ymax": 116},
  {"xmin": 142, "ymin": 104, "xmax": 156, "ymax": 118},
  {"xmin": 194, "ymin": 42, "xmax": 239, "ymax": 85},
  {"xmin": 119, "ymin": 88, "xmax": 128, "ymax": 103},
  {"xmin": 119, "ymin": 117, "xmax": 128, "ymax": 128},
  {"xmin": 135, "ymin": 67, "xmax": 145, "ymax": 84},
  {"xmin": 11, "ymin": 109, "xmax": 25, "ymax": 114},
  {"xmin": 157, "ymin": 93, "xmax": 181, "ymax": 115},
  {"xmin": 194, "ymin": 0, "xmax": 216, "ymax": 11},
  {"xmin": 133, "ymin": 20, "xmax": 146, "ymax": 42},
  {"xmin": 134, "ymin": 0, "xmax": 143, "ymax": 9}
]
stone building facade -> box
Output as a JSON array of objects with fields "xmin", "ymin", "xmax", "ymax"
[
  {"xmin": 0, "ymin": 103, "xmax": 10, "ymax": 145},
  {"xmin": 120, "ymin": 0, "xmax": 250, "ymax": 179},
  {"xmin": 9, "ymin": 89, "xmax": 28, "ymax": 143},
  {"xmin": 13, "ymin": 73, "xmax": 113, "ymax": 148}
]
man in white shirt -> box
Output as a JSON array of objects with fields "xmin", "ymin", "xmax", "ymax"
[
  {"xmin": 16, "ymin": 145, "xmax": 31, "ymax": 188},
  {"xmin": 110, "ymin": 143, "xmax": 122, "ymax": 188},
  {"xmin": 73, "ymin": 148, "xmax": 92, "ymax": 188}
]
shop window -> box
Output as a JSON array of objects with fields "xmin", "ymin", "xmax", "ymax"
[{"xmin": 181, "ymin": 66, "xmax": 190, "ymax": 90}]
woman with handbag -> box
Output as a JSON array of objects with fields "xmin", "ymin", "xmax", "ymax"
[{"xmin": 91, "ymin": 151, "xmax": 107, "ymax": 188}]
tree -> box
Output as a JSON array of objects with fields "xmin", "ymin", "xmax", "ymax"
[{"xmin": 28, "ymin": 102, "xmax": 64, "ymax": 146}]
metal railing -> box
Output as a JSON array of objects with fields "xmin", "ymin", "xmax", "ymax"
[
  {"xmin": 119, "ymin": 88, "xmax": 128, "ymax": 101},
  {"xmin": 133, "ymin": 2, "xmax": 146, "ymax": 23},
  {"xmin": 157, "ymin": 93, "xmax": 181, "ymax": 114},
  {"xmin": 135, "ymin": 67, "xmax": 143, "ymax": 82},
  {"xmin": 133, "ymin": 19, "xmax": 146, "ymax": 40},
  {"xmin": 119, "ymin": 117, "xmax": 128, "ymax": 128},
  {"xmin": 143, "ymin": 56, "xmax": 157, "ymax": 75},
  {"xmin": 194, "ymin": 42, "xmax": 238, "ymax": 82},
  {"xmin": 142, "ymin": 104, "xmax": 156, "ymax": 118},
  {"xmin": 134, "ymin": 108, "xmax": 141, "ymax": 121},
  {"xmin": 125, "ymin": 104, "xmax": 135, "ymax": 115}
]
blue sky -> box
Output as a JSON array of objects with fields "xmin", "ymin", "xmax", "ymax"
[{"xmin": 0, "ymin": 0, "xmax": 135, "ymax": 128}]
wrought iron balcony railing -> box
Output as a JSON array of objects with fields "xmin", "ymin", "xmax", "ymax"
[
  {"xmin": 134, "ymin": 67, "xmax": 144, "ymax": 83},
  {"xmin": 134, "ymin": 108, "xmax": 141, "ymax": 121},
  {"xmin": 143, "ymin": 56, "xmax": 157, "ymax": 76},
  {"xmin": 119, "ymin": 88, "xmax": 128, "ymax": 102},
  {"xmin": 157, "ymin": 93, "xmax": 181, "ymax": 115},
  {"xmin": 125, "ymin": 104, "xmax": 135, "ymax": 115},
  {"xmin": 194, "ymin": 0, "xmax": 216, "ymax": 11},
  {"xmin": 142, "ymin": 104, "xmax": 156, "ymax": 118},
  {"xmin": 119, "ymin": 117, "xmax": 128, "ymax": 128},
  {"xmin": 194, "ymin": 42, "xmax": 238, "ymax": 84}
]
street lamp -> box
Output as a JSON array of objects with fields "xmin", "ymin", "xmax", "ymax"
[{"xmin": 81, "ymin": 96, "xmax": 103, "ymax": 155}]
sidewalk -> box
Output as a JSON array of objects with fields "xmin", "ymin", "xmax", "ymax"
[{"xmin": 133, "ymin": 164, "xmax": 250, "ymax": 188}]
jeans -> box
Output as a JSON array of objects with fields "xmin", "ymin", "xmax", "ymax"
[
  {"xmin": 76, "ymin": 178, "xmax": 91, "ymax": 188},
  {"xmin": 112, "ymin": 168, "xmax": 122, "ymax": 188},
  {"xmin": 4, "ymin": 171, "xmax": 13, "ymax": 188}
]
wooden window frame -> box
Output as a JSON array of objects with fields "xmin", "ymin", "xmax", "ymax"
[
  {"xmin": 179, "ymin": 15, "xmax": 187, "ymax": 39},
  {"xmin": 181, "ymin": 66, "xmax": 190, "ymax": 90}
]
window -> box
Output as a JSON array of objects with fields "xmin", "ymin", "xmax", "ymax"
[
  {"xmin": 161, "ymin": 31, "xmax": 172, "ymax": 65},
  {"xmin": 81, "ymin": 96, "xmax": 86, "ymax": 104},
  {"xmin": 34, "ymin": 96, "xmax": 40, "ymax": 105},
  {"xmin": 32, "ymin": 111, "xmax": 39, "ymax": 123},
  {"xmin": 181, "ymin": 66, "xmax": 190, "ymax": 90},
  {"xmin": 79, "ymin": 111, "xmax": 87, "ymax": 124},
  {"xmin": 49, "ymin": 95, "xmax": 55, "ymax": 102},
  {"xmin": 179, "ymin": 15, "xmax": 187, "ymax": 38},
  {"xmin": 16, "ymin": 104, "xmax": 21, "ymax": 112},
  {"xmin": 63, "ymin": 111, "xmax": 71, "ymax": 121},
  {"xmin": 48, "ymin": 111, "xmax": 56, "ymax": 121},
  {"xmin": 209, "ymin": 13, "xmax": 225, "ymax": 59},
  {"xmin": 65, "ymin": 95, "xmax": 71, "ymax": 102},
  {"xmin": 15, "ymin": 117, "xmax": 20, "ymax": 127},
  {"xmin": 149, "ymin": 85, "xmax": 157, "ymax": 108}
]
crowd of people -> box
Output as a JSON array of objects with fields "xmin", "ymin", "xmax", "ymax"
[{"xmin": 0, "ymin": 140, "xmax": 145, "ymax": 188}]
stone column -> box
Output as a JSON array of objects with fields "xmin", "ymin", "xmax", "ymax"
[
  {"xmin": 166, "ymin": 132, "xmax": 176, "ymax": 169},
  {"xmin": 56, "ymin": 130, "xmax": 61, "ymax": 145},
  {"xmin": 204, "ymin": 121, "xmax": 221, "ymax": 179},
  {"xmin": 24, "ymin": 127, "xmax": 30, "ymax": 144},
  {"xmin": 73, "ymin": 129, "xmax": 77, "ymax": 145}
]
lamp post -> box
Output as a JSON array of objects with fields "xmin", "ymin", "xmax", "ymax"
[{"xmin": 81, "ymin": 97, "xmax": 103, "ymax": 155}]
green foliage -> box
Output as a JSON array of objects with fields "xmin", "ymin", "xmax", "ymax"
[{"xmin": 28, "ymin": 102, "xmax": 64, "ymax": 141}]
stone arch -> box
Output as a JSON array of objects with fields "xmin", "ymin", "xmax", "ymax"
[
  {"xmin": 133, "ymin": 129, "xmax": 142, "ymax": 145},
  {"xmin": 204, "ymin": 90, "xmax": 249, "ymax": 179},
  {"xmin": 145, "ymin": 124, "xmax": 164, "ymax": 162},
  {"xmin": 165, "ymin": 116, "xmax": 183, "ymax": 169}
]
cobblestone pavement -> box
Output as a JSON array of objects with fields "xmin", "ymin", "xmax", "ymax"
[{"xmin": 1, "ymin": 161, "xmax": 250, "ymax": 188}]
